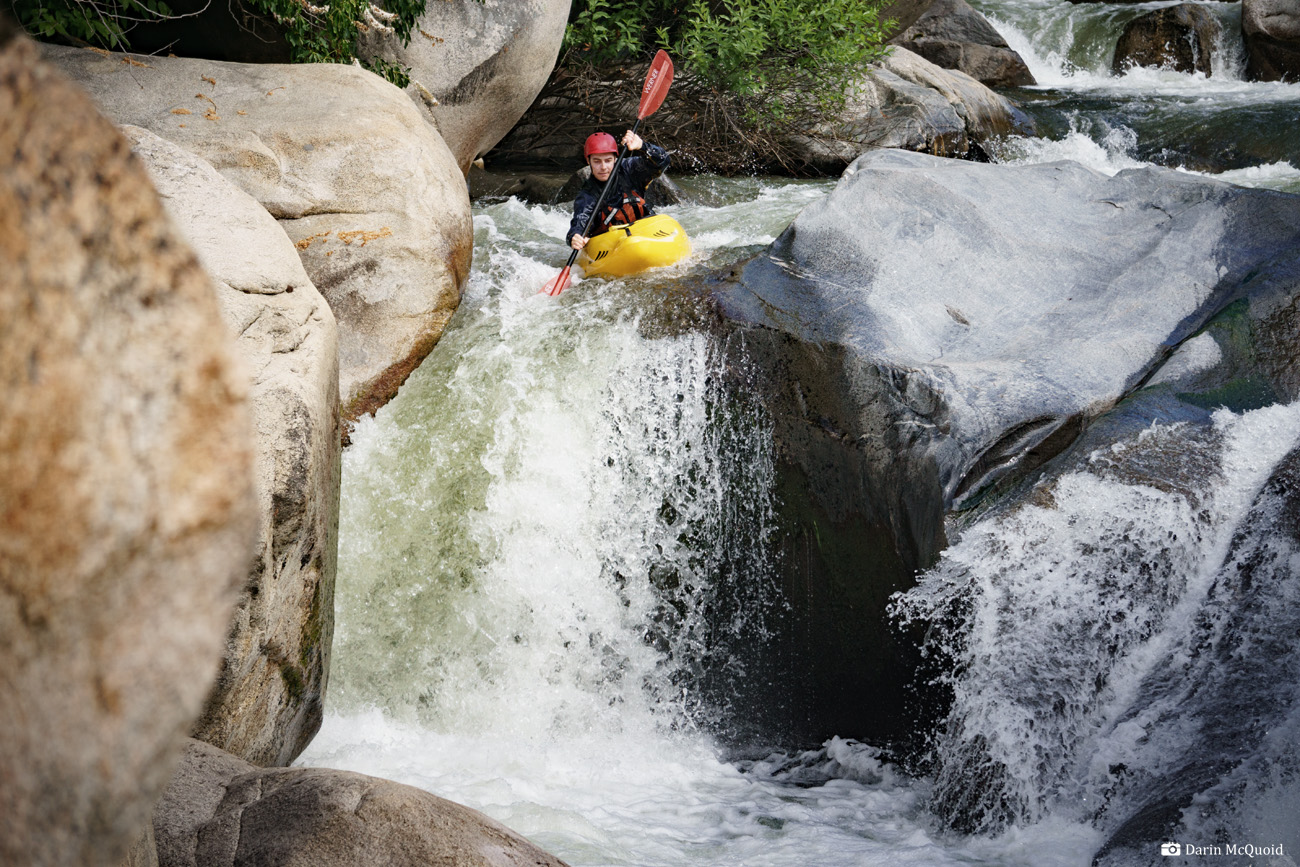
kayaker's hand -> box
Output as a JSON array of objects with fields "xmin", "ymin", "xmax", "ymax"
[
  {"xmin": 570, "ymin": 234, "xmax": 588, "ymax": 250},
  {"xmin": 622, "ymin": 130, "xmax": 643, "ymax": 151}
]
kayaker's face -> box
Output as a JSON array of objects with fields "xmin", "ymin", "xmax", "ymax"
[{"xmin": 589, "ymin": 152, "xmax": 617, "ymax": 182}]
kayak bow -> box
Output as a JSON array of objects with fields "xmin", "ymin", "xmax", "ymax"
[{"xmin": 578, "ymin": 214, "xmax": 691, "ymax": 279}]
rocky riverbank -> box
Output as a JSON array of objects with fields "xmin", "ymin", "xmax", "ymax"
[{"xmin": 2, "ymin": 3, "xmax": 572, "ymax": 864}]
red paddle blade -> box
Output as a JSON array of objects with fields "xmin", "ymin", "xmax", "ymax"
[
  {"xmin": 542, "ymin": 265, "xmax": 572, "ymax": 296},
  {"xmin": 638, "ymin": 50, "xmax": 673, "ymax": 120}
]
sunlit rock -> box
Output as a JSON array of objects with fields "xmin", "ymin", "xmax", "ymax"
[
  {"xmin": 0, "ymin": 23, "xmax": 257, "ymax": 867},
  {"xmin": 1111, "ymin": 4, "xmax": 1222, "ymax": 76},
  {"xmin": 123, "ymin": 126, "xmax": 342, "ymax": 767},
  {"xmin": 359, "ymin": 0, "xmax": 570, "ymax": 173},
  {"xmin": 43, "ymin": 46, "xmax": 473, "ymax": 426},
  {"xmin": 155, "ymin": 739, "xmax": 571, "ymax": 867},
  {"xmin": 1243, "ymin": 0, "xmax": 1300, "ymax": 81},
  {"xmin": 889, "ymin": 0, "xmax": 1036, "ymax": 87},
  {"xmin": 783, "ymin": 47, "xmax": 1027, "ymax": 172}
]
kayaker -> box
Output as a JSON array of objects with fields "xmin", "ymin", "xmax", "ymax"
[{"xmin": 567, "ymin": 130, "xmax": 671, "ymax": 251}]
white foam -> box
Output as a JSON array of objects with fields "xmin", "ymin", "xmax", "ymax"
[{"xmin": 894, "ymin": 401, "xmax": 1300, "ymax": 837}]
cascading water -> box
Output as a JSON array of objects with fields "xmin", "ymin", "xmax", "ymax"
[
  {"xmin": 299, "ymin": 5, "xmax": 1300, "ymax": 863},
  {"xmin": 299, "ymin": 182, "xmax": 993, "ymax": 866},
  {"xmin": 972, "ymin": 0, "xmax": 1300, "ymax": 190},
  {"xmin": 894, "ymin": 406, "xmax": 1300, "ymax": 857}
]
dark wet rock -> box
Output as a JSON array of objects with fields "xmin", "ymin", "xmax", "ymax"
[
  {"xmin": 1111, "ymin": 4, "xmax": 1222, "ymax": 76},
  {"xmin": 495, "ymin": 173, "xmax": 570, "ymax": 205},
  {"xmin": 1242, "ymin": 0, "xmax": 1300, "ymax": 81},
  {"xmin": 712, "ymin": 149, "xmax": 1300, "ymax": 746},
  {"xmin": 890, "ymin": 0, "xmax": 1036, "ymax": 87}
]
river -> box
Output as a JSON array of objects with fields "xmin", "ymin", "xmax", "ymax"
[{"xmin": 297, "ymin": 5, "xmax": 1300, "ymax": 865}]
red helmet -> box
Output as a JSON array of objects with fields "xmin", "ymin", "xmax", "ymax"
[{"xmin": 584, "ymin": 132, "xmax": 618, "ymax": 159}]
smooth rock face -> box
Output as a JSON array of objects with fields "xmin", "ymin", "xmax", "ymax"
[
  {"xmin": 42, "ymin": 46, "xmax": 474, "ymax": 424},
  {"xmin": 359, "ymin": 0, "xmax": 570, "ymax": 172},
  {"xmin": 0, "ymin": 26, "xmax": 257, "ymax": 867},
  {"xmin": 123, "ymin": 127, "xmax": 342, "ymax": 767},
  {"xmin": 715, "ymin": 148, "xmax": 1300, "ymax": 742},
  {"xmin": 785, "ymin": 47, "xmax": 1024, "ymax": 172},
  {"xmin": 156, "ymin": 740, "xmax": 571, "ymax": 867},
  {"xmin": 729, "ymin": 150, "xmax": 1300, "ymax": 508},
  {"xmin": 893, "ymin": 0, "xmax": 1036, "ymax": 87},
  {"xmin": 1242, "ymin": 0, "xmax": 1300, "ymax": 81},
  {"xmin": 1111, "ymin": 4, "xmax": 1222, "ymax": 75}
]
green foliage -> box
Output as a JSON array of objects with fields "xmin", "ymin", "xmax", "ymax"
[
  {"xmin": 566, "ymin": 0, "xmax": 653, "ymax": 61},
  {"xmin": 7, "ymin": 0, "xmax": 436, "ymax": 87},
  {"xmin": 9, "ymin": 0, "xmax": 172, "ymax": 49},
  {"xmin": 564, "ymin": 0, "xmax": 893, "ymax": 121},
  {"xmin": 237, "ymin": 0, "xmax": 423, "ymax": 85},
  {"xmin": 366, "ymin": 54, "xmax": 410, "ymax": 89}
]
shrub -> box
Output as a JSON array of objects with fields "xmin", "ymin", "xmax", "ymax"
[
  {"xmin": 4, "ymin": 0, "xmax": 436, "ymax": 86},
  {"xmin": 7, "ymin": 0, "xmax": 173, "ymax": 49},
  {"xmin": 565, "ymin": 0, "xmax": 893, "ymax": 122}
]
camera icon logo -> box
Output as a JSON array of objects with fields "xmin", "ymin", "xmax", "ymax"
[{"xmin": 1161, "ymin": 843, "xmax": 1182, "ymax": 856}]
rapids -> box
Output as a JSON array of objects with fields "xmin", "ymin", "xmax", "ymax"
[{"xmin": 299, "ymin": 4, "xmax": 1300, "ymax": 864}]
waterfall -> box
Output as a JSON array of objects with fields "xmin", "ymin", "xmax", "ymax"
[
  {"xmin": 324, "ymin": 265, "xmax": 780, "ymax": 745},
  {"xmin": 972, "ymin": 0, "xmax": 1300, "ymax": 189},
  {"xmin": 894, "ymin": 403, "xmax": 1300, "ymax": 855}
]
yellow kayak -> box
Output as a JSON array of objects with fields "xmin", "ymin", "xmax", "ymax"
[{"xmin": 578, "ymin": 214, "xmax": 691, "ymax": 279}]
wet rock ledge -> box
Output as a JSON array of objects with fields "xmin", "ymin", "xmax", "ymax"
[{"xmin": 714, "ymin": 149, "xmax": 1300, "ymax": 747}]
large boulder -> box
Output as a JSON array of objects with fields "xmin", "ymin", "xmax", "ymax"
[
  {"xmin": 43, "ymin": 46, "xmax": 474, "ymax": 425},
  {"xmin": 359, "ymin": 0, "xmax": 571, "ymax": 173},
  {"xmin": 1242, "ymin": 0, "xmax": 1300, "ymax": 81},
  {"xmin": 155, "ymin": 739, "xmax": 570, "ymax": 867},
  {"xmin": 712, "ymin": 149, "xmax": 1300, "ymax": 742},
  {"xmin": 890, "ymin": 0, "xmax": 1036, "ymax": 87},
  {"xmin": 1111, "ymin": 4, "xmax": 1222, "ymax": 76},
  {"xmin": 122, "ymin": 127, "xmax": 342, "ymax": 767},
  {"xmin": 783, "ymin": 48, "xmax": 1027, "ymax": 173},
  {"xmin": 0, "ymin": 23, "xmax": 257, "ymax": 867}
]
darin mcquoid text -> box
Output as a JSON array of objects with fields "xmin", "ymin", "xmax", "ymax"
[{"xmin": 1162, "ymin": 843, "xmax": 1287, "ymax": 858}]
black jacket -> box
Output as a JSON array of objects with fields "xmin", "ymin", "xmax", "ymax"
[{"xmin": 566, "ymin": 143, "xmax": 671, "ymax": 246}]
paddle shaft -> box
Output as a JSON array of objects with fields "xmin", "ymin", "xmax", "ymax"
[{"xmin": 560, "ymin": 117, "xmax": 646, "ymax": 274}]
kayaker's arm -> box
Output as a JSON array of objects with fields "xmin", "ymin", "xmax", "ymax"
[
  {"xmin": 641, "ymin": 142, "xmax": 671, "ymax": 175},
  {"xmin": 620, "ymin": 129, "xmax": 670, "ymax": 183},
  {"xmin": 567, "ymin": 187, "xmax": 599, "ymax": 247},
  {"xmin": 623, "ymin": 145, "xmax": 670, "ymax": 196}
]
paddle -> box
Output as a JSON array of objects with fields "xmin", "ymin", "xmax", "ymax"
[{"xmin": 542, "ymin": 50, "xmax": 674, "ymax": 297}]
